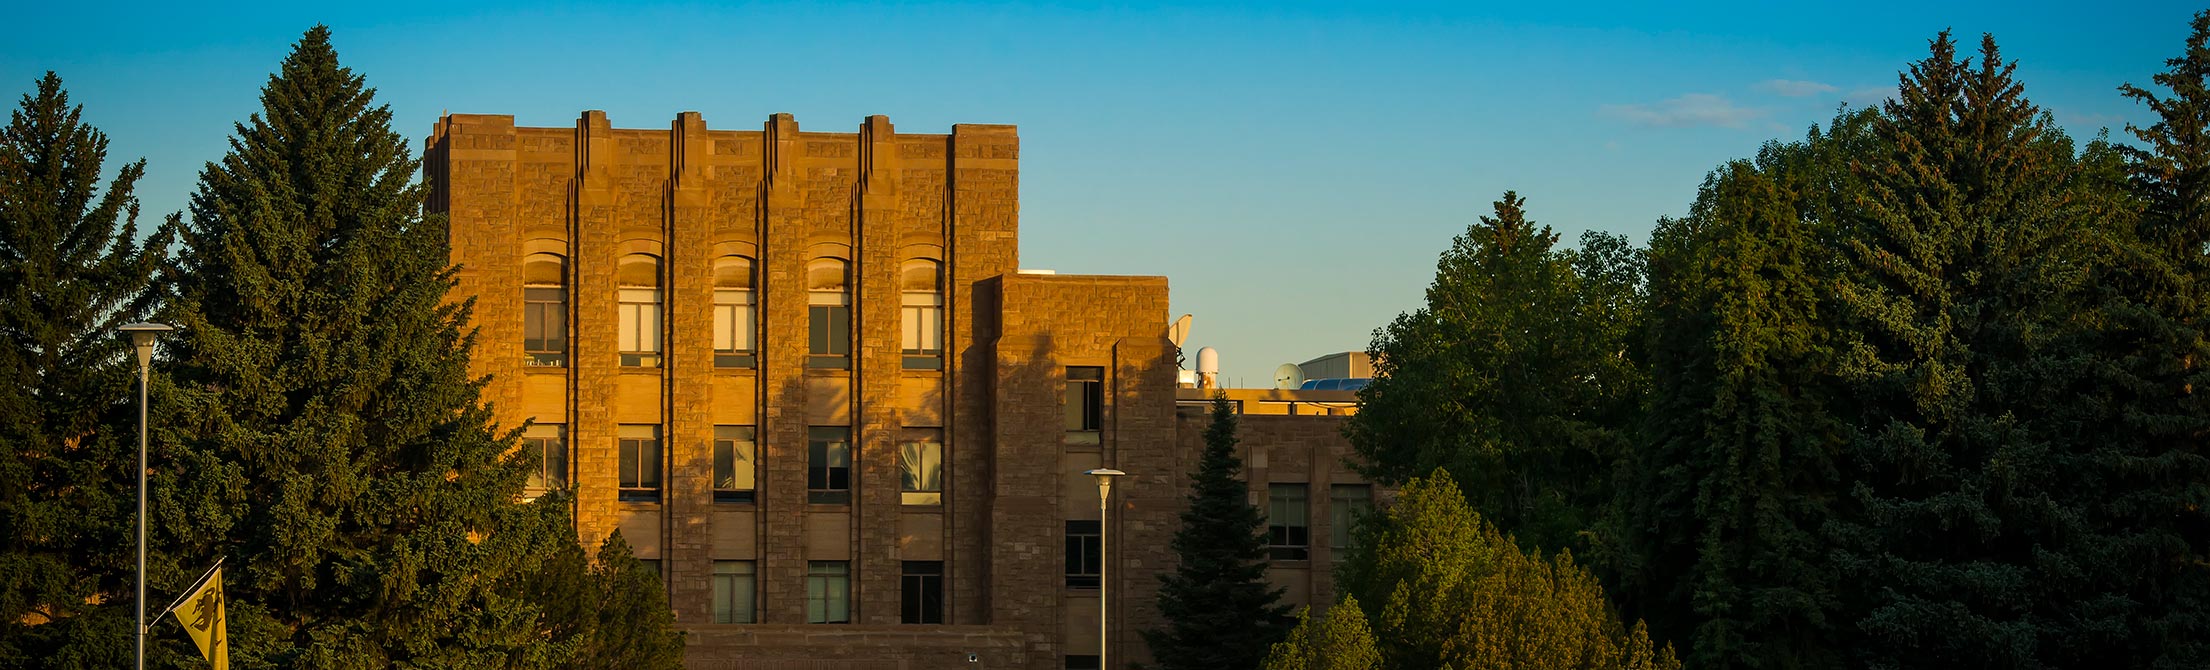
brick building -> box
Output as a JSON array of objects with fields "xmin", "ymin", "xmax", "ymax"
[{"xmin": 423, "ymin": 111, "xmax": 1371, "ymax": 669}]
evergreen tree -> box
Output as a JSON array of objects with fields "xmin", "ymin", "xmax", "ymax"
[
  {"xmin": 1347, "ymin": 192, "xmax": 1644, "ymax": 555},
  {"xmin": 151, "ymin": 26, "xmax": 623, "ymax": 668},
  {"xmin": 0, "ymin": 72, "xmax": 175, "ymax": 670},
  {"xmin": 1143, "ymin": 394, "xmax": 1293, "ymax": 670},
  {"xmin": 1621, "ymin": 159, "xmax": 1849, "ymax": 670},
  {"xmin": 1260, "ymin": 596, "xmax": 1381, "ymax": 670},
  {"xmin": 1337, "ymin": 469, "xmax": 1677, "ymax": 670},
  {"xmin": 572, "ymin": 531, "xmax": 683, "ymax": 670},
  {"xmin": 2074, "ymin": 10, "xmax": 2210, "ymax": 667},
  {"xmin": 1826, "ymin": 31, "xmax": 2110, "ymax": 668}
]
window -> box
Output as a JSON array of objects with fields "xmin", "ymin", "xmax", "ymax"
[
  {"xmin": 714, "ymin": 256, "xmax": 757, "ymax": 368},
  {"xmin": 806, "ymin": 561, "xmax": 850, "ymax": 624},
  {"xmin": 617, "ymin": 254, "xmax": 662, "ymax": 367},
  {"xmin": 1330, "ymin": 484, "xmax": 1373, "ymax": 556},
  {"xmin": 1064, "ymin": 367, "xmax": 1103, "ymax": 445},
  {"xmin": 639, "ymin": 559, "xmax": 661, "ymax": 579},
  {"xmin": 714, "ymin": 426, "xmax": 757, "ymax": 504},
  {"xmin": 807, "ymin": 258, "xmax": 850, "ymax": 369},
  {"xmin": 901, "ymin": 561, "xmax": 944, "ymax": 624},
  {"xmin": 712, "ymin": 561, "xmax": 757, "ymax": 624},
  {"xmin": 899, "ymin": 429, "xmax": 943, "ymax": 505},
  {"xmin": 523, "ymin": 253, "xmax": 566, "ymax": 367},
  {"xmin": 1065, "ymin": 520, "xmax": 1101, "ymax": 588},
  {"xmin": 523, "ymin": 423, "xmax": 566, "ymax": 491},
  {"xmin": 1065, "ymin": 655, "xmax": 1101, "ymax": 669},
  {"xmin": 1267, "ymin": 483, "xmax": 1310, "ymax": 560},
  {"xmin": 901, "ymin": 259, "xmax": 943, "ymax": 370},
  {"xmin": 808, "ymin": 427, "xmax": 852, "ymax": 504},
  {"xmin": 618, "ymin": 424, "xmax": 662, "ymax": 502}
]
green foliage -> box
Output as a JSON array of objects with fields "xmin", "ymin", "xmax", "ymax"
[
  {"xmin": 570, "ymin": 532, "xmax": 683, "ymax": 670},
  {"xmin": 1261, "ymin": 596, "xmax": 1381, "ymax": 670},
  {"xmin": 0, "ymin": 71, "xmax": 175, "ymax": 670},
  {"xmin": 1617, "ymin": 154, "xmax": 1853, "ymax": 669},
  {"xmin": 1338, "ymin": 470, "xmax": 1678, "ymax": 670},
  {"xmin": 1143, "ymin": 394, "xmax": 1293, "ymax": 670},
  {"xmin": 146, "ymin": 26, "xmax": 652, "ymax": 668},
  {"xmin": 1607, "ymin": 23, "xmax": 2210, "ymax": 670},
  {"xmin": 1347, "ymin": 192, "xmax": 1645, "ymax": 556}
]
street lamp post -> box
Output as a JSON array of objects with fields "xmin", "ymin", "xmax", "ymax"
[
  {"xmin": 1083, "ymin": 468, "xmax": 1125, "ymax": 670},
  {"xmin": 119, "ymin": 322, "xmax": 172, "ymax": 670}
]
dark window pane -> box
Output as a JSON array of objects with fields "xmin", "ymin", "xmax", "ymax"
[{"xmin": 1065, "ymin": 520, "xmax": 1101, "ymax": 588}]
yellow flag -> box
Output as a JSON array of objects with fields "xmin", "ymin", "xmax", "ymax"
[{"xmin": 165, "ymin": 564, "xmax": 227, "ymax": 670}]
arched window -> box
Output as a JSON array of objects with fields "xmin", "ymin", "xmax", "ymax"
[
  {"xmin": 807, "ymin": 257, "xmax": 850, "ymax": 369},
  {"xmin": 617, "ymin": 253, "xmax": 662, "ymax": 367},
  {"xmin": 714, "ymin": 256, "xmax": 757, "ymax": 368},
  {"xmin": 523, "ymin": 253, "xmax": 567, "ymax": 367},
  {"xmin": 900, "ymin": 259, "xmax": 943, "ymax": 370}
]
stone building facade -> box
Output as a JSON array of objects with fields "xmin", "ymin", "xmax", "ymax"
[{"xmin": 423, "ymin": 111, "xmax": 1370, "ymax": 669}]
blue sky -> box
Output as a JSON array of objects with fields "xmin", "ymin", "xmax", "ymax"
[{"xmin": 4, "ymin": 1, "xmax": 2197, "ymax": 385}]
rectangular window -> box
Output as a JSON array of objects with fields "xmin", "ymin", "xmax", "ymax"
[
  {"xmin": 806, "ymin": 561, "xmax": 850, "ymax": 624},
  {"xmin": 901, "ymin": 292, "xmax": 943, "ymax": 370},
  {"xmin": 900, "ymin": 430, "xmax": 943, "ymax": 506},
  {"xmin": 618, "ymin": 288, "xmax": 663, "ymax": 367},
  {"xmin": 1065, "ymin": 520, "xmax": 1101, "ymax": 589},
  {"xmin": 1268, "ymin": 483, "xmax": 1310, "ymax": 560},
  {"xmin": 639, "ymin": 559, "xmax": 661, "ymax": 579},
  {"xmin": 523, "ymin": 287, "xmax": 566, "ymax": 367},
  {"xmin": 1064, "ymin": 367, "xmax": 1103, "ymax": 445},
  {"xmin": 714, "ymin": 426, "xmax": 757, "ymax": 504},
  {"xmin": 1330, "ymin": 484, "xmax": 1373, "ymax": 556},
  {"xmin": 901, "ymin": 561, "xmax": 944, "ymax": 624},
  {"xmin": 1065, "ymin": 655, "xmax": 1101, "ymax": 669},
  {"xmin": 808, "ymin": 297, "xmax": 850, "ymax": 370},
  {"xmin": 712, "ymin": 560, "xmax": 757, "ymax": 624},
  {"xmin": 808, "ymin": 427, "xmax": 852, "ymax": 505},
  {"xmin": 714, "ymin": 288, "xmax": 756, "ymax": 368},
  {"xmin": 618, "ymin": 424, "xmax": 662, "ymax": 503},
  {"xmin": 523, "ymin": 423, "xmax": 566, "ymax": 491}
]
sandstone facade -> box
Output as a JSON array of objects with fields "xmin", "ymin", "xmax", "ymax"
[{"xmin": 424, "ymin": 111, "xmax": 1369, "ymax": 670}]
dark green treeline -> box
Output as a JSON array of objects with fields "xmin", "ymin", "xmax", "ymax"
[
  {"xmin": 1351, "ymin": 18, "xmax": 2210, "ymax": 670},
  {"xmin": 0, "ymin": 27, "xmax": 683, "ymax": 670}
]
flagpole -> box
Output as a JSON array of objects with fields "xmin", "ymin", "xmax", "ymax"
[{"xmin": 158, "ymin": 557, "xmax": 225, "ymax": 619}]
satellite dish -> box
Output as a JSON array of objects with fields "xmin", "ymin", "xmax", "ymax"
[
  {"xmin": 1274, "ymin": 363, "xmax": 1306, "ymax": 390},
  {"xmin": 1167, "ymin": 314, "xmax": 1193, "ymax": 348}
]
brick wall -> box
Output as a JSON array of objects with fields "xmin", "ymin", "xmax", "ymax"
[{"xmin": 427, "ymin": 111, "xmax": 1360, "ymax": 670}]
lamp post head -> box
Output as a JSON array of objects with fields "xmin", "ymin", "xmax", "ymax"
[
  {"xmin": 117, "ymin": 322, "xmax": 174, "ymax": 370},
  {"xmin": 1084, "ymin": 468, "xmax": 1126, "ymax": 498}
]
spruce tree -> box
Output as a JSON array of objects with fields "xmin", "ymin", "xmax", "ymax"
[
  {"xmin": 0, "ymin": 72, "xmax": 175, "ymax": 670},
  {"xmin": 153, "ymin": 26, "xmax": 616, "ymax": 667},
  {"xmin": 1348, "ymin": 192, "xmax": 1643, "ymax": 555},
  {"xmin": 1143, "ymin": 394, "xmax": 1292, "ymax": 670},
  {"xmin": 1260, "ymin": 597, "xmax": 1381, "ymax": 670},
  {"xmin": 2083, "ymin": 10, "xmax": 2210, "ymax": 667},
  {"xmin": 1826, "ymin": 31, "xmax": 2110, "ymax": 668},
  {"xmin": 572, "ymin": 531, "xmax": 682, "ymax": 670},
  {"xmin": 1624, "ymin": 159, "xmax": 1848, "ymax": 670},
  {"xmin": 1338, "ymin": 469, "xmax": 1677, "ymax": 670}
]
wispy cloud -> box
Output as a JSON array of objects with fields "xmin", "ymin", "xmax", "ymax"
[
  {"xmin": 1601, "ymin": 93, "xmax": 1762, "ymax": 129},
  {"xmin": 1757, "ymin": 79, "xmax": 1838, "ymax": 97},
  {"xmin": 1841, "ymin": 86, "xmax": 1892, "ymax": 105}
]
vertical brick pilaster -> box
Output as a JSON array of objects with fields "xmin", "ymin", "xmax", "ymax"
[
  {"xmin": 950, "ymin": 124, "xmax": 1020, "ymax": 629},
  {"xmin": 855, "ymin": 114, "xmax": 906, "ymax": 625},
  {"xmin": 666, "ymin": 111, "xmax": 716, "ymax": 622},
  {"xmin": 759, "ymin": 112, "xmax": 812, "ymax": 624},
  {"xmin": 573, "ymin": 110, "xmax": 621, "ymax": 551}
]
